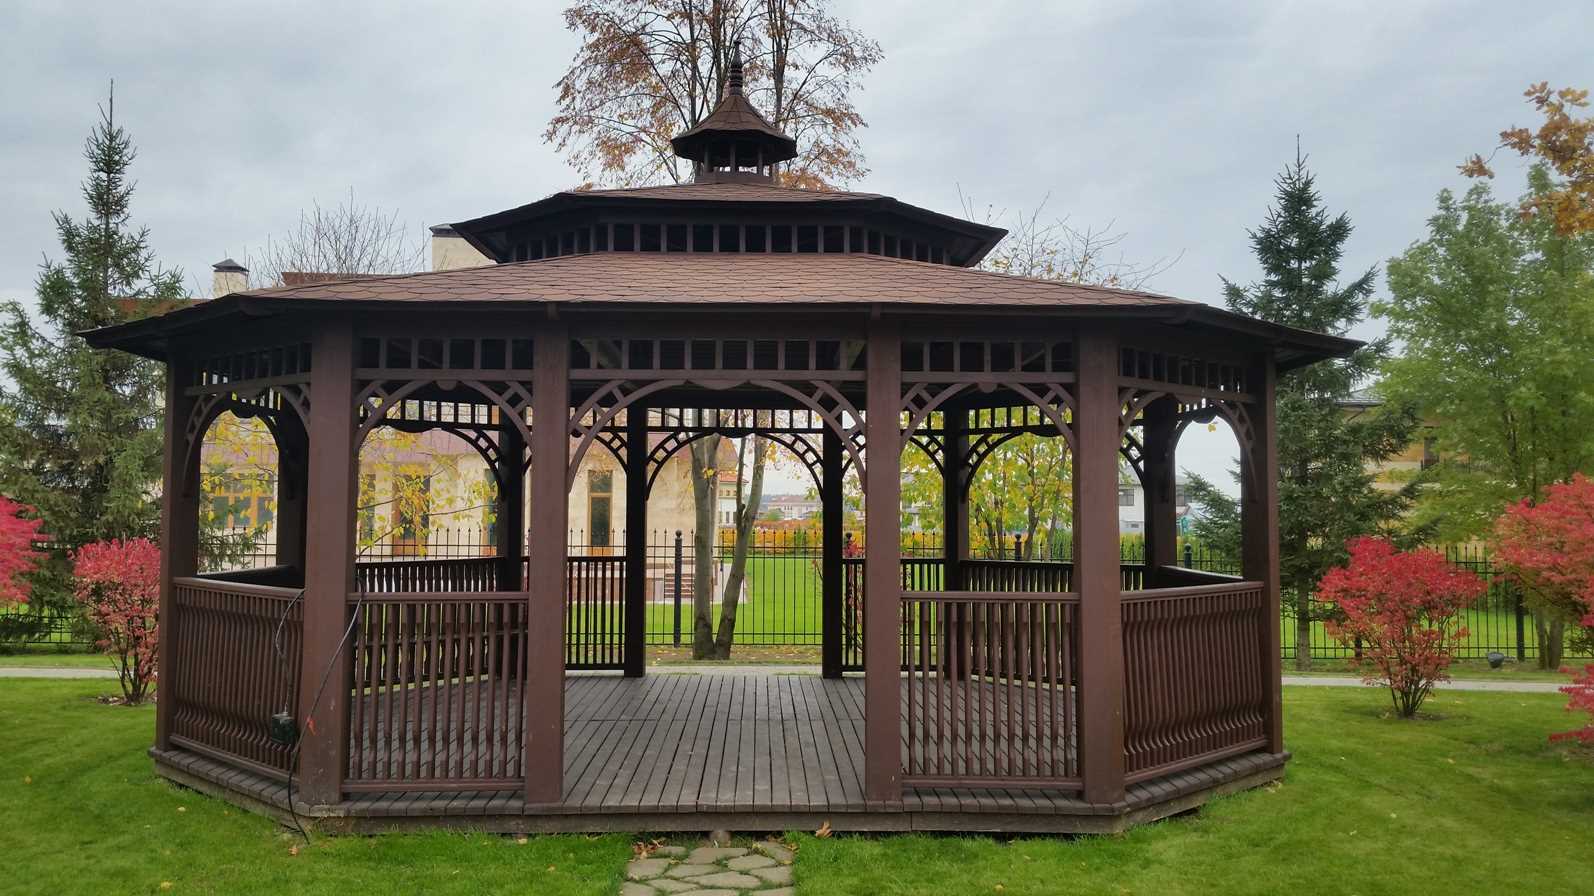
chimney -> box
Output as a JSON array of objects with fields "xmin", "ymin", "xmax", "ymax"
[
  {"xmin": 211, "ymin": 258, "xmax": 248, "ymax": 296},
  {"xmin": 430, "ymin": 224, "xmax": 490, "ymax": 271}
]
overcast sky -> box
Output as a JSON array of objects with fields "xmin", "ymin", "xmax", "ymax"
[{"xmin": 3, "ymin": 0, "xmax": 1588, "ymax": 494}]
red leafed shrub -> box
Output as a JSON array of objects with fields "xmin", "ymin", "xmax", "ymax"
[
  {"xmin": 1493, "ymin": 474, "xmax": 1594, "ymax": 743},
  {"xmin": 0, "ymin": 496, "xmax": 44, "ymax": 604},
  {"xmin": 72, "ymin": 538, "xmax": 161, "ymax": 705},
  {"xmin": 1318, "ymin": 537, "xmax": 1487, "ymax": 718}
]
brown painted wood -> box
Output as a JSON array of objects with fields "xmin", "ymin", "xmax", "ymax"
[
  {"xmin": 525, "ymin": 324, "xmax": 570, "ymax": 804},
  {"xmin": 157, "ymin": 354, "xmax": 200, "ymax": 751},
  {"xmin": 821, "ymin": 427, "xmax": 844, "ymax": 678},
  {"xmin": 1242, "ymin": 354, "xmax": 1284, "ymax": 754},
  {"xmin": 942, "ymin": 405, "xmax": 969, "ymax": 590},
  {"xmin": 497, "ymin": 416, "xmax": 526, "ymax": 591},
  {"xmin": 623, "ymin": 406, "xmax": 647, "ymax": 676},
  {"xmin": 863, "ymin": 320, "xmax": 903, "ymax": 804},
  {"xmin": 273, "ymin": 409, "xmax": 309, "ymax": 573},
  {"xmin": 1073, "ymin": 327, "xmax": 1127, "ymax": 804},
  {"xmin": 1141, "ymin": 396, "xmax": 1178, "ymax": 583},
  {"xmin": 298, "ymin": 319, "xmax": 358, "ymax": 805}
]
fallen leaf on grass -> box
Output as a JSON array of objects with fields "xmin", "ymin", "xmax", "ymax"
[{"xmin": 814, "ymin": 820, "xmax": 832, "ymax": 838}]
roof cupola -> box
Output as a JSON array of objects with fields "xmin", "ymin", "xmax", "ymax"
[{"xmin": 670, "ymin": 46, "xmax": 798, "ymax": 184}]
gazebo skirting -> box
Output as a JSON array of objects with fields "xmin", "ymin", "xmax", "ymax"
[{"xmin": 152, "ymin": 556, "xmax": 1284, "ymax": 834}]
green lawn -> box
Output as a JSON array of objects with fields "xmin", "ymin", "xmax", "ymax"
[
  {"xmin": 0, "ymin": 647, "xmax": 111, "ymax": 668},
  {"xmin": 1, "ymin": 679, "xmax": 629, "ymax": 895},
  {"xmin": 2, "ymin": 678, "xmax": 1590, "ymax": 895},
  {"xmin": 793, "ymin": 687, "xmax": 1593, "ymax": 895}
]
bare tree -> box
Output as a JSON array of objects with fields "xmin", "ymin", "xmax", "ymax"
[
  {"xmin": 547, "ymin": 0, "xmax": 881, "ymax": 189},
  {"xmin": 960, "ymin": 191, "xmax": 1180, "ymax": 289},
  {"xmin": 245, "ymin": 188, "xmax": 425, "ymax": 287}
]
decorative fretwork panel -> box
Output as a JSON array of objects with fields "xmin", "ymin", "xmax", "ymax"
[
  {"xmin": 901, "ymin": 339, "xmax": 1073, "ymax": 380},
  {"xmin": 1119, "ymin": 346, "xmax": 1249, "ymax": 400},
  {"xmin": 569, "ymin": 337, "xmax": 866, "ymax": 378},
  {"xmin": 356, "ymin": 335, "xmax": 536, "ymax": 377},
  {"xmin": 191, "ymin": 342, "xmax": 313, "ymax": 391}
]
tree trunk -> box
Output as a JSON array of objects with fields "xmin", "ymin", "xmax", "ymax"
[
  {"xmin": 689, "ymin": 436, "xmax": 722, "ymax": 659},
  {"xmin": 714, "ymin": 437, "xmax": 767, "ymax": 657},
  {"xmin": 1536, "ymin": 611, "xmax": 1566, "ymax": 670},
  {"xmin": 1294, "ymin": 583, "xmax": 1314, "ymax": 672}
]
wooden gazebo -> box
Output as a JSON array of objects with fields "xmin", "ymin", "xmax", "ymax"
[{"xmin": 86, "ymin": 60, "xmax": 1355, "ymax": 833}]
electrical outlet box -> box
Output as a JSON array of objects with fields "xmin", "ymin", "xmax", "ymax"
[{"xmin": 268, "ymin": 711, "xmax": 298, "ymax": 747}]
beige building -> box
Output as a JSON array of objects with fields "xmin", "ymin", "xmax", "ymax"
[{"xmin": 202, "ymin": 249, "xmax": 743, "ymax": 561}]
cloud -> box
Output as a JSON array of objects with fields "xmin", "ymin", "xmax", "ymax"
[{"xmin": 2, "ymin": 0, "xmax": 1586, "ymax": 492}]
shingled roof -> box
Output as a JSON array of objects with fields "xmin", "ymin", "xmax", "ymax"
[{"xmin": 226, "ymin": 251, "xmax": 1192, "ymax": 307}]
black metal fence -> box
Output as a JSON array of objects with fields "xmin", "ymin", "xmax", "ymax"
[{"xmin": 30, "ymin": 527, "xmax": 1579, "ymax": 662}]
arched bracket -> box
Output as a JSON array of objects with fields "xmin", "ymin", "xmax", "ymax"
[
  {"xmin": 645, "ymin": 428, "xmax": 823, "ymax": 496},
  {"xmin": 181, "ymin": 387, "xmax": 307, "ymax": 499},
  {"xmin": 353, "ymin": 378, "xmax": 532, "ymax": 452}
]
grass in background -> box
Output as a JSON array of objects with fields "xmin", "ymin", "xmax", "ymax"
[
  {"xmin": 0, "ymin": 679, "xmax": 628, "ymax": 895},
  {"xmin": 2, "ymin": 682, "xmax": 1589, "ymax": 895},
  {"xmin": 791, "ymin": 687, "xmax": 1593, "ymax": 896}
]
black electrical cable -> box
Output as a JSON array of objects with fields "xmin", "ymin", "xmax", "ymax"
[{"xmin": 276, "ymin": 576, "xmax": 368, "ymax": 845}]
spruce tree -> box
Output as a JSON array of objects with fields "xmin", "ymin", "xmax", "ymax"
[
  {"xmin": 1187, "ymin": 150, "xmax": 1417, "ymax": 670},
  {"xmin": 0, "ymin": 89, "xmax": 183, "ymax": 606}
]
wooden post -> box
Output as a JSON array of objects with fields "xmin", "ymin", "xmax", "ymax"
[
  {"xmin": 525, "ymin": 324, "xmax": 569, "ymax": 804},
  {"xmin": 1242, "ymin": 354, "xmax": 1284, "ymax": 755},
  {"xmin": 863, "ymin": 320, "xmax": 902, "ymax": 804},
  {"xmin": 296, "ymin": 319, "xmax": 357, "ymax": 807},
  {"xmin": 156, "ymin": 353, "xmax": 199, "ymax": 752},
  {"xmin": 497, "ymin": 416, "xmax": 527, "ymax": 591},
  {"xmin": 942, "ymin": 405, "xmax": 969, "ymax": 590},
  {"xmin": 273, "ymin": 410, "xmax": 309, "ymax": 575},
  {"xmin": 1141, "ymin": 396, "xmax": 1178, "ymax": 587},
  {"xmin": 1075, "ymin": 329, "xmax": 1126, "ymax": 805},
  {"xmin": 623, "ymin": 405, "xmax": 648, "ymax": 677},
  {"xmin": 820, "ymin": 427, "xmax": 844, "ymax": 678}
]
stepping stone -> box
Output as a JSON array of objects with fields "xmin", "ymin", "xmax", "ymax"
[
  {"xmin": 689, "ymin": 871, "xmax": 762, "ymax": 889},
  {"xmin": 649, "ymin": 880, "xmax": 696, "ymax": 894},
  {"xmin": 627, "ymin": 858, "xmax": 672, "ymax": 880},
  {"xmin": 749, "ymin": 865, "xmax": 794, "ymax": 886},
  {"xmin": 685, "ymin": 846, "xmax": 748, "ymax": 864},
  {"xmin": 620, "ymin": 883, "xmax": 657, "ymax": 896},
  {"xmin": 751, "ymin": 842, "xmax": 795, "ymax": 864},
  {"xmin": 725, "ymin": 854, "xmax": 777, "ymax": 871},
  {"xmin": 763, "ymin": 889, "xmax": 796, "ymax": 896},
  {"xmin": 673, "ymin": 890, "xmax": 738, "ymax": 896},
  {"xmin": 664, "ymin": 864, "xmax": 714, "ymax": 879},
  {"xmin": 654, "ymin": 845, "xmax": 688, "ymax": 857}
]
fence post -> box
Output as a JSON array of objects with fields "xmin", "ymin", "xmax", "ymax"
[
  {"xmin": 1183, "ymin": 542, "xmax": 1193, "ymax": 568},
  {"xmin": 673, "ymin": 530, "xmax": 684, "ymax": 647},
  {"xmin": 1513, "ymin": 578, "xmax": 1527, "ymax": 664}
]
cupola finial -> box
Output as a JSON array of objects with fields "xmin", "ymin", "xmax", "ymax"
[{"xmin": 726, "ymin": 42, "xmax": 744, "ymax": 96}]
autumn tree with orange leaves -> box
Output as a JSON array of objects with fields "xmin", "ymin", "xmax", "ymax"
[
  {"xmin": 1463, "ymin": 82, "xmax": 1594, "ymax": 235},
  {"xmin": 546, "ymin": 0, "xmax": 881, "ymax": 189}
]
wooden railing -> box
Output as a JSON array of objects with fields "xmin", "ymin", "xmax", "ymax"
[
  {"xmin": 349, "ymin": 556, "xmax": 626, "ymax": 669},
  {"xmin": 900, "ymin": 591, "xmax": 1080, "ymax": 788},
  {"xmin": 345, "ymin": 592, "xmax": 528, "ymax": 791},
  {"xmin": 963, "ymin": 559, "xmax": 1073, "ymax": 593},
  {"xmin": 198, "ymin": 565, "xmax": 302, "ymax": 589},
  {"xmin": 168, "ymin": 578, "xmax": 303, "ymax": 779},
  {"xmin": 1121, "ymin": 581, "xmax": 1269, "ymax": 783},
  {"xmin": 565, "ymin": 555, "xmax": 626, "ymax": 669},
  {"xmin": 355, "ymin": 556, "xmax": 499, "ymax": 594}
]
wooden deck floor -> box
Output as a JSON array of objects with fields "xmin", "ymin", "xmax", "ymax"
[{"xmin": 152, "ymin": 671, "xmax": 1288, "ymax": 834}]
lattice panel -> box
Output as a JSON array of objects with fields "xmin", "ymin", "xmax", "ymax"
[
  {"xmin": 1119, "ymin": 346, "xmax": 1247, "ymax": 397},
  {"xmin": 569, "ymin": 337, "xmax": 866, "ymax": 376}
]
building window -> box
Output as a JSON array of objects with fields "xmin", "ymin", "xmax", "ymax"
[
  {"xmin": 588, "ymin": 470, "xmax": 613, "ymax": 547},
  {"xmin": 1118, "ymin": 487, "xmax": 1136, "ymax": 507}
]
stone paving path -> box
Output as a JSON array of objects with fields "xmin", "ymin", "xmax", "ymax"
[{"xmin": 623, "ymin": 841, "xmax": 796, "ymax": 896}]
